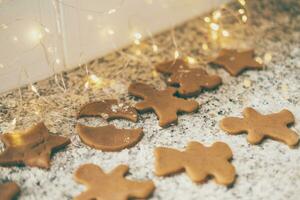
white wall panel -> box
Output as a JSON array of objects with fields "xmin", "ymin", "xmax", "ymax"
[{"xmin": 0, "ymin": 0, "xmax": 228, "ymax": 93}]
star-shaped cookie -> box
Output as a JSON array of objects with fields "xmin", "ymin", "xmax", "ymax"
[
  {"xmin": 220, "ymin": 107, "xmax": 299, "ymax": 147},
  {"xmin": 0, "ymin": 122, "xmax": 70, "ymax": 169},
  {"xmin": 210, "ymin": 49, "xmax": 263, "ymax": 76}
]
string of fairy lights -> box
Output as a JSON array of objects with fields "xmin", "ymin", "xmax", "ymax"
[{"xmin": 0, "ymin": 0, "xmax": 273, "ymax": 130}]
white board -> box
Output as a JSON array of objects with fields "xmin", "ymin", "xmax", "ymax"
[{"xmin": 0, "ymin": 0, "xmax": 228, "ymax": 93}]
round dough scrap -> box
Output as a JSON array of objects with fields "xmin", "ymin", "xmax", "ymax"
[
  {"xmin": 76, "ymin": 123, "xmax": 143, "ymax": 151},
  {"xmin": 77, "ymin": 99, "xmax": 138, "ymax": 122}
]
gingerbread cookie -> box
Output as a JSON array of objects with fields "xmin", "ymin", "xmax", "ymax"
[
  {"xmin": 73, "ymin": 164, "xmax": 155, "ymax": 200},
  {"xmin": 77, "ymin": 99, "xmax": 138, "ymax": 122},
  {"xmin": 0, "ymin": 122, "xmax": 70, "ymax": 169},
  {"xmin": 210, "ymin": 49, "xmax": 263, "ymax": 76},
  {"xmin": 128, "ymin": 83, "xmax": 199, "ymax": 127},
  {"xmin": 156, "ymin": 60, "xmax": 222, "ymax": 97},
  {"xmin": 154, "ymin": 141, "xmax": 235, "ymax": 185},
  {"xmin": 220, "ymin": 107, "xmax": 299, "ymax": 147},
  {"xmin": 76, "ymin": 124, "xmax": 143, "ymax": 151},
  {"xmin": 0, "ymin": 182, "xmax": 20, "ymax": 200}
]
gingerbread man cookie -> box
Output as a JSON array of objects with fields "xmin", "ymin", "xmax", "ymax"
[
  {"xmin": 156, "ymin": 60, "xmax": 222, "ymax": 97},
  {"xmin": 0, "ymin": 182, "xmax": 20, "ymax": 200},
  {"xmin": 154, "ymin": 141, "xmax": 235, "ymax": 185},
  {"xmin": 220, "ymin": 107, "xmax": 299, "ymax": 147},
  {"xmin": 0, "ymin": 122, "xmax": 70, "ymax": 169},
  {"xmin": 210, "ymin": 49, "xmax": 263, "ymax": 76},
  {"xmin": 73, "ymin": 164, "xmax": 155, "ymax": 200},
  {"xmin": 128, "ymin": 82, "xmax": 199, "ymax": 127}
]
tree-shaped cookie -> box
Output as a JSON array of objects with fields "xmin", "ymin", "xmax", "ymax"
[
  {"xmin": 156, "ymin": 60, "xmax": 222, "ymax": 97},
  {"xmin": 220, "ymin": 107, "xmax": 299, "ymax": 147},
  {"xmin": 210, "ymin": 49, "xmax": 263, "ymax": 76},
  {"xmin": 0, "ymin": 182, "xmax": 20, "ymax": 200},
  {"xmin": 0, "ymin": 122, "xmax": 70, "ymax": 169},
  {"xmin": 154, "ymin": 141, "xmax": 235, "ymax": 185},
  {"xmin": 128, "ymin": 82, "xmax": 199, "ymax": 127},
  {"xmin": 73, "ymin": 164, "xmax": 155, "ymax": 200}
]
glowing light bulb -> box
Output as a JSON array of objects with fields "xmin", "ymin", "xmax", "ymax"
[
  {"xmin": 174, "ymin": 50, "xmax": 180, "ymax": 59},
  {"xmin": 89, "ymin": 74, "xmax": 100, "ymax": 83},
  {"xmin": 31, "ymin": 85, "xmax": 39, "ymax": 95},
  {"xmin": 84, "ymin": 81, "xmax": 89, "ymax": 90},
  {"xmin": 222, "ymin": 30, "xmax": 230, "ymax": 37},
  {"xmin": 133, "ymin": 32, "xmax": 142, "ymax": 40},
  {"xmin": 134, "ymin": 40, "xmax": 140, "ymax": 45},
  {"xmin": 11, "ymin": 118, "xmax": 17, "ymax": 126},
  {"xmin": 204, "ymin": 17, "xmax": 211, "ymax": 23},
  {"xmin": 55, "ymin": 59, "xmax": 61, "ymax": 64},
  {"xmin": 31, "ymin": 29, "xmax": 43, "ymax": 41},
  {"xmin": 210, "ymin": 23, "xmax": 219, "ymax": 31},
  {"xmin": 186, "ymin": 56, "xmax": 196, "ymax": 64},
  {"xmin": 44, "ymin": 27, "xmax": 50, "ymax": 33},
  {"xmin": 152, "ymin": 44, "xmax": 158, "ymax": 53},
  {"xmin": 133, "ymin": 32, "xmax": 142, "ymax": 45},
  {"xmin": 238, "ymin": 0, "xmax": 246, "ymax": 6},
  {"xmin": 213, "ymin": 11, "xmax": 221, "ymax": 20},
  {"xmin": 152, "ymin": 70, "xmax": 158, "ymax": 77},
  {"xmin": 255, "ymin": 57, "xmax": 263, "ymax": 64},
  {"xmin": 238, "ymin": 9, "xmax": 245, "ymax": 14},
  {"xmin": 242, "ymin": 15, "xmax": 248, "ymax": 22},
  {"xmin": 202, "ymin": 43, "xmax": 208, "ymax": 50},
  {"xmin": 108, "ymin": 9, "xmax": 116, "ymax": 14}
]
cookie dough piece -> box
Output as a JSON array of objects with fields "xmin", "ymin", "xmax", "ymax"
[
  {"xmin": 76, "ymin": 124, "xmax": 143, "ymax": 151},
  {"xmin": 0, "ymin": 182, "xmax": 20, "ymax": 200},
  {"xmin": 155, "ymin": 59, "xmax": 188, "ymax": 74},
  {"xmin": 128, "ymin": 82, "xmax": 199, "ymax": 127},
  {"xmin": 73, "ymin": 164, "xmax": 155, "ymax": 200},
  {"xmin": 220, "ymin": 107, "xmax": 299, "ymax": 147},
  {"xmin": 77, "ymin": 99, "xmax": 138, "ymax": 122},
  {"xmin": 154, "ymin": 141, "xmax": 235, "ymax": 185},
  {"xmin": 156, "ymin": 60, "xmax": 222, "ymax": 97},
  {"xmin": 210, "ymin": 49, "xmax": 263, "ymax": 76},
  {"xmin": 0, "ymin": 122, "xmax": 70, "ymax": 169}
]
